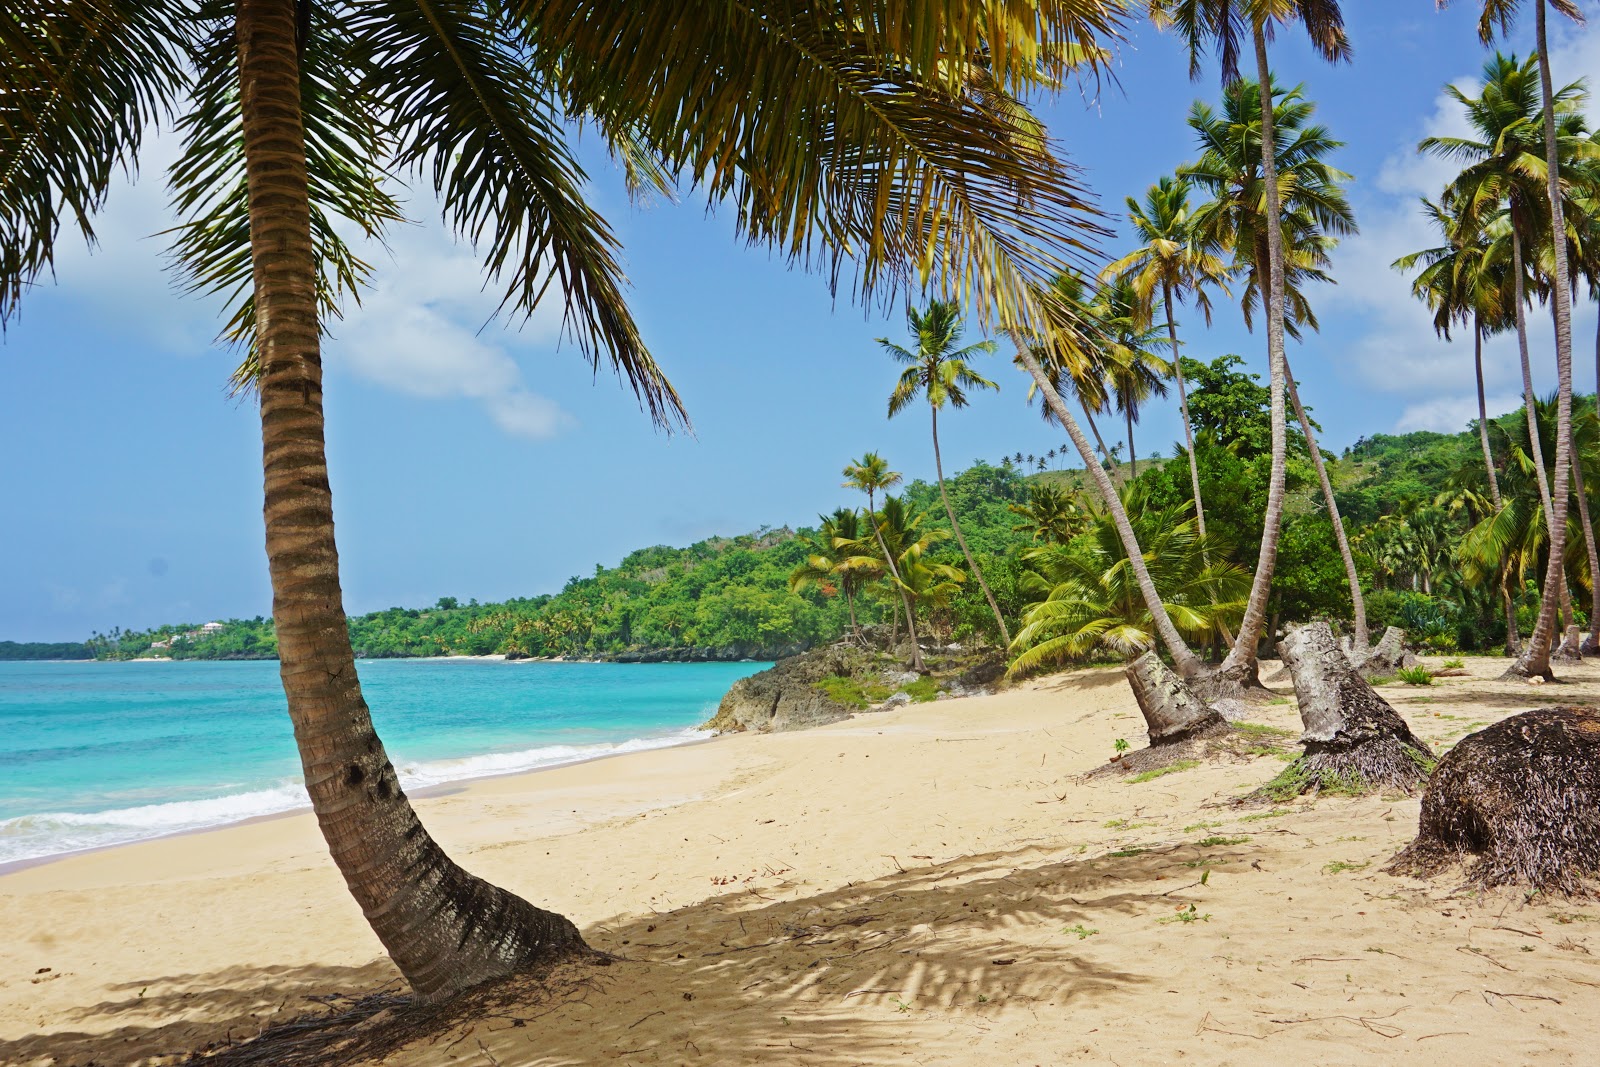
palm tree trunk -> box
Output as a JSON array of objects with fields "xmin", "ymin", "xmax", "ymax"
[
  {"xmin": 845, "ymin": 587, "xmax": 861, "ymax": 639},
  {"xmin": 1012, "ymin": 341, "xmax": 1205, "ymax": 679},
  {"xmin": 1511, "ymin": 0, "xmax": 1577, "ymax": 680},
  {"xmin": 1475, "ymin": 320, "xmax": 1502, "ymax": 509},
  {"xmin": 1165, "ymin": 283, "xmax": 1207, "ymax": 537},
  {"xmin": 1514, "ymin": 229, "xmax": 1558, "ymax": 534},
  {"xmin": 1284, "ymin": 355, "xmax": 1369, "ymax": 650},
  {"xmin": 868, "ymin": 489, "xmax": 924, "ymax": 671},
  {"xmin": 931, "ymin": 407, "xmax": 1010, "ymax": 647},
  {"xmin": 236, "ymin": 0, "xmax": 585, "ymax": 1002},
  {"xmin": 1219, "ymin": 28, "xmax": 1291, "ymax": 688},
  {"xmin": 1125, "ymin": 405, "xmax": 1138, "ymax": 479},
  {"xmin": 1568, "ymin": 441, "xmax": 1599, "ymax": 651}
]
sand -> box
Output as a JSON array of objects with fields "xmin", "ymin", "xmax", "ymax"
[{"xmin": 5, "ymin": 655, "xmax": 1600, "ymax": 1066}]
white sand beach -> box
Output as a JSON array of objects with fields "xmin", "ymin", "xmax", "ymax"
[{"xmin": 4, "ymin": 656, "xmax": 1599, "ymax": 1066}]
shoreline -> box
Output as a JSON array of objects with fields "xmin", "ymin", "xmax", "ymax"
[{"xmin": 0, "ymin": 729, "xmax": 720, "ymax": 878}]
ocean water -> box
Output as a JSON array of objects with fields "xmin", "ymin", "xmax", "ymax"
[{"xmin": 0, "ymin": 658, "xmax": 764, "ymax": 866}]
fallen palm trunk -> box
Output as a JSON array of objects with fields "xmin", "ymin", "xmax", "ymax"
[
  {"xmin": 1387, "ymin": 707, "xmax": 1600, "ymax": 894},
  {"xmin": 1253, "ymin": 623, "xmax": 1433, "ymax": 800}
]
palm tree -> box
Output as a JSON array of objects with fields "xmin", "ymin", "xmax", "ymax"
[
  {"xmin": 790, "ymin": 509, "xmax": 871, "ymax": 640},
  {"xmin": 1150, "ymin": 0, "xmax": 1350, "ymax": 687},
  {"xmin": 840, "ymin": 495, "xmax": 963, "ymax": 644},
  {"xmin": 842, "ymin": 453, "xmax": 925, "ymax": 671},
  {"xmin": 1091, "ymin": 276, "xmax": 1171, "ymax": 480},
  {"xmin": 1423, "ymin": 51, "xmax": 1597, "ymax": 674},
  {"xmin": 1009, "ymin": 484, "xmax": 1083, "ymax": 544},
  {"xmin": 882, "ymin": 299, "xmax": 1011, "ymax": 645},
  {"xmin": 1182, "ymin": 74, "xmax": 1365, "ymax": 653},
  {"xmin": 1104, "ymin": 175, "xmax": 1231, "ymax": 534},
  {"xmin": 6, "ymin": 0, "xmax": 1123, "ymax": 998},
  {"xmin": 1443, "ymin": 0, "xmax": 1583, "ymax": 676},
  {"xmin": 1008, "ymin": 488, "xmax": 1248, "ymax": 675}
]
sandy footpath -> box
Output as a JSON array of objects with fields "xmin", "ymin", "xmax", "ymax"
[{"xmin": 4, "ymin": 656, "xmax": 1600, "ymax": 1066}]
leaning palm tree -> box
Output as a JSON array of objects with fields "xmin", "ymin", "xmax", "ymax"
[
  {"xmin": 842, "ymin": 453, "xmax": 925, "ymax": 671},
  {"xmin": 882, "ymin": 299, "xmax": 1011, "ymax": 645},
  {"xmin": 1149, "ymin": 0, "xmax": 1350, "ymax": 689},
  {"xmin": 1104, "ymin": 174, "xmax": 1231, "ymax": 534},
  {"xmin": 5, "ymin": 0, "xmax": 1124, "ymax": 999}
]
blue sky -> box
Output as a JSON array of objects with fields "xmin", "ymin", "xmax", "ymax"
[{"xmin": 4, "ymin": 6, "xmax": 1598, "ymax": 641}]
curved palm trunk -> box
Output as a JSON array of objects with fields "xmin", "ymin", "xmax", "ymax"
[
  {"xmin": 1012, "ymin": 341, "xmax": 1204, "ymax": 679},
  {"xmin": 869, "ymin": 489, "xmax": 924, "ymax": 671},
  {"xmin": 1474, "ymin": 320, "xmax": 1503, "ymax": 509},
  {"xmin": 1511, "ymin": 0, "xmax": 1577, "ymax": 679},
  {"xmin": 236, "ymin": 0, "xmax": 585, "ymax": 1002},
  {"xmin": 1568, "ymin": 442, "xmax": 1599, "ymax": 650},
  {"xmin": 1285, "ymin": 355, "xmax": 1369, "ymax": 650},
  {"xmin": 844, "ymin": 586, "xmax": 861, "ymax": 640},
  {"xmin": 931, "ymin": 407, "xmax": 1010, "ymax": 646},
  {"xmin": 1164, "ymin": 283, "xmax": 1207, "ymax": 537},
  {"xmin": 1218, "ymin": 28, "xmax": 1291, "ymax": 688}
]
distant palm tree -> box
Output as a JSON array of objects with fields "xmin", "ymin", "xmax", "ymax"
[
  {"xmin": 1009, "ymin": 484, "xmax": 1083, "ymax": 544},
  {"xmin": 1091, "ymin": 276, "xmax": 1171, "ymax": 480},
  {"xmin": 1104, "ymin": 174, "xmax": 1231, "ymax": 534},
  {"xmin": 790, "ymin": 509, "xmax": 872, "ymax": 640},
  {"xmin": 842, "ymin": 453, "xmax": 923, "ymax": 671}
]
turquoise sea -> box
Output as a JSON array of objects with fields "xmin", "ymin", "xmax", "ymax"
[{"xmin": 0, "ymin": 658, "xmax": 764, "ymax": 867}]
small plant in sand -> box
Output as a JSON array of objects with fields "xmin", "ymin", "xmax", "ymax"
[
  {"xmin": 1158, "ymin": 903, "xmax": 1210, "ymax": 925},
  {"xmin": 1194, "ymin": 835, "xmax": 1247, "ymax": 848},
  {"xmin": 1443, "ymin": 658, "xmax": 1465, "ymax": 670},
  {"xmin": 1113, "ymin": 738, "xmax": 1131, "ymax": 757},
  {"xmin": 1322, "ymin": 860, "xmax": 1369, "ymax": 875},
  {"xmin": 1397, "ymin": 666, "xmax": 1434, "ymax": 686},
  {"xmin": 1063, "ymin": 924, "xmax": 1100, "ymax": 939}
]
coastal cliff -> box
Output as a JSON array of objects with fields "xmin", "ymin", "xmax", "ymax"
[{"xmin": 703, "ymin": 630, "xmax": 1006, "ymax": 734}]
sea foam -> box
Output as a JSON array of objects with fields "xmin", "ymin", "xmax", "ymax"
[{"xmin": 0, "ymin": 729, "xmax": 707, "ymax": 866}]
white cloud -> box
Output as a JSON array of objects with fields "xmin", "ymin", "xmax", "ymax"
[
  {"xmin": 1396, "ymin": 392, "xmax": 1523, "ymax": 434},
  {"xmin": 39, "ymin": 132, "xmax": 576, "ymax": 440},
  {"xmin": 1328, "ymin": 38, "xmax": 1600, "ymax": 433}
]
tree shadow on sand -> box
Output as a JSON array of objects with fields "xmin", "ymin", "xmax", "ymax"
[{"xmin": 2, "ymin": 844, "xmax": 1207, "ymax": 1066}]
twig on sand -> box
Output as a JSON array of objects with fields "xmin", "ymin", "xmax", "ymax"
[
  {"xmin": 1195, "ymin": 1012, "xmax": 1266, "ymax": 1040},
  {"xmin": 1483, "ymin": 990, "xmax": 1561, "ymax": 1006},
  {"xmin": 629, "ymin": 1010, "xmax": 666, "ymax": 1029}
]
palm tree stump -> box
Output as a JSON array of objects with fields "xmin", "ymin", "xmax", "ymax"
[
  {"xmin": 1352, "ymin": 626, "xmax": 1418, "ymax": 680},
  {"xmin": 1261, "ymin": 623, "xmax": 1434, "ymax": 799},
  {"xmin": 1127, "ymin": 651, "xmax": 1229, "ymax": 745},
  {"xmin": 1092, "ymin": 653, "xmax": 1245, "ymax": 780},
  {"xmin": 1386, "ymin": 707, "xmax": 1600, "ymax": 894},
  {"xmin": 1556, "ymin": 625, "xmax": 1584, "ymax": 662}
]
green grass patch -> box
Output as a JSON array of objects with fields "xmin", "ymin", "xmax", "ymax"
[
  {"xmin": 1367, "ymin": 675, "xmax": 1396, "ymax": 687},
  {"xmin": 1127, "ymin": 760, "xmax": 1202, "ymax": 784},
  {"xmin": 815, "ymin": 674, "xmax": 939, "ymax": 709},
  {"xmin": 1238, "ymin": 807, "xmax": 1292, "ymax": 823},
  {"xmin": 1235, "ymin": 722, "xmax": 1296, "ymax": 739},
  {"xmin": 1397, "ymin": 666, "xmax": 1434, "ymax": 686},
  {"xmin": 1108, "ymin": 848, "xmax": 1149, "ymax": 858},
  {"xmin": 1194, "ymin": 835, "xmax": 1248, "ymax": 848},
  {"xmin": 1062, "ymin": 924, "xmax": 1099, "ymax": 940},
  {"xmin": 1182, "ymin": 819, "xmax": 1223, "ymax": 833},
  {"xmin": 1443, "ymin": 658, "xmax": 1465, "ymax": 670},
  {"xmin": 1254, "ymin": 760, "xmax": 1369, "ymax": 802},
  {"xmin": 1322, "ymin": 860, "xmax": 1370, "ymax": 875}
]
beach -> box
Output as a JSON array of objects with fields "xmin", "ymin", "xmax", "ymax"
[{"xmin": 5, "ymin": 656, "xmax": 1599, "ymax": 1066}]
